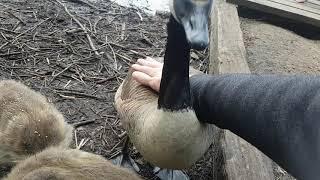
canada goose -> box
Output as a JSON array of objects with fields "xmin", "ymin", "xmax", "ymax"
[
  {"xmin": 4, "ymin": 147, "xmax": 142, "ymax": 180},
  {"xmin": 0, "ymin": 80, "xmax": 73, "ymax": 166},
  {"xmin": 115, "ymin": 0, "xmax": 214, "ymax": 169}
]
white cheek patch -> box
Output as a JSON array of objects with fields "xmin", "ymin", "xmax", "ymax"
[{"xmin": 169, "ymin": 0, "xmax": 179, "ymax": 21}]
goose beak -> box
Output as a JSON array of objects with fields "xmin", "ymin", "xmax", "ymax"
[{"xmin": 181, "ymin": 9, "xmax": 209, "ymax": 51}]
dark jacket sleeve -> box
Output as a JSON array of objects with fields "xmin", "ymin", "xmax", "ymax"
[{"xmin": 190, "ymin": 74, "xmax": 320, "ymax": 180}]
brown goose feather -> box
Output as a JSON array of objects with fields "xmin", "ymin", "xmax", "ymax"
[
  {"xmin": 0, "ymin": 80, "xmax": 73, "ymax": 166},
  {"xmin": 4, "ymin": 147, "xmax": 142, "ymax": 180}
]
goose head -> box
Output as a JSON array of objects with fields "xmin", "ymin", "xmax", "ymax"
[{"xmin": 170, "ymin": 0, "xmax": 213, "ymax": 50}]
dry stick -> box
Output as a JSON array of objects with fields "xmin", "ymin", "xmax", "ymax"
[
  {"xmin": 109, "ymin": 42, "xmax": 147, "ymax": 58},
  {"xmin": 0, "ymin": 27, "xmax": 62, "ymax": 41},
  {"xmin": 118, "ymin": 131, "xmax": 127, "ymax": 139},
  {"xmin": 58, "ymin": 94, "xmax": 77, "ymax": 99},
  {"xmin": 77, "ymin": 138, "xmax": 90, "ymax": 149},
  {"xmin": 54, "ymin": 89, "xmax": 106, "ymax": 100},
  {"xmin": 0, "ymin": 27, "xmax": 17, "ymax": 34},
  {"xmin": 0, "ymin": 32, "xmax": 7, "ymax": 40},
  {"xmin": 93, "ymin": 17, "xmax": 106, "ymax": 34},
  {"xmin": 73, "ymin": 120, "xmax": 95, "ymax": 128},
  {"xmin": 120, "ymin": 23, "xmax": 126, "ymax": 40},
  {"xmin": 0, "ymin": 18, "xmax": 50, "ymax": 50},
  {"xmin": 0, "ymin": 52, "xmax": 23, "ymax": 57},
  {"xmin": 96, "ymin": 76, "xmax": 116, "ymax": 84},
  {"xmin": 116, "ymin": 53, "xmax": 131, "ymax": 65},
  {"xmin": 108, "ymin": 136, "xmax": 128, "ymax": 154},
  {"xmin": 107, "ymin": 40, "xmax": 118, "ymax": 69},
  {"xmin": 6, "ymin": 11, "xmax": 27, "ymax": 25},
  {"xmin": 54, "ymin": 0, "xmax": 100, "ymax": 56},
  {"xmin": 11, "ymin": 18, "xmax": 50, "ymax": 44},
  {"xmin": 50, "ymin": 63, "xmax": 75, "ymax": 83}
]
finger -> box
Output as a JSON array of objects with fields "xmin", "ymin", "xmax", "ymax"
[
  {"xmin": 137, "ymin": 58, "xmax": 163, "ymax": 68},
  {"xmin": 132, "ymin": 64, "xmax": 156, "ymax": 77},
  {"xmin": 145, "ymin": 57, "xmax": 163, "ymax": 65},
  {"xmin": 149, "ymin": 77, "xmax": 161, "ymax": 92},
  {"xmin": 132, "ymin": 71, "xmax": 152, "ymax": 87},
  {"xmin": 132, "ymin": 72, "xmax": 160, "ymax": 92}
]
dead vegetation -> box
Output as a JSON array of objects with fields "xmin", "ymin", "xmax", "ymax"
[{"xmin": 0, "ymin": 0, "xmax": 211, "ymax": 179}]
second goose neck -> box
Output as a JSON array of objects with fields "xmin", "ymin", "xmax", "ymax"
[{"xmin": 158, "ymin": 15, "xmax": 192, "ymax": 111}]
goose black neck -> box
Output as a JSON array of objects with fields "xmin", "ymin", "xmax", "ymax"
[{"xmin": 158, "ymin": 15, "xmax": 192, "ymax": 111}]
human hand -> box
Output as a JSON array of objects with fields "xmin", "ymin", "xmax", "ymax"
[{"xmin": 131, "ymin": 57, "xmax": 163, "ymax": 92}]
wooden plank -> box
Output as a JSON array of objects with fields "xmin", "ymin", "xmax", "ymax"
[
  {"xmin": 209, "ymin": 0, "xmax": 250, "ymax": 73},
  {"xmin": 226, "ymin": 0, "xmax": 320, "ymax": 27},
  {"xmin": 276, "ymin": 0, "xmax": 320, "ymax": 14},
  {"xmin": 309, "ymin": 0, "xmax": 320, "ymax": 6},
  {"xmin": 209, "ymin": 0, "xmax": 275, "ymax": 179},
  {"xmin": 305, "ymin": 0, "xmax": 320, "ymax": 10},
  {"xmin": 286, "ymin": 0, "xmax": 320, "ymax": 11}
]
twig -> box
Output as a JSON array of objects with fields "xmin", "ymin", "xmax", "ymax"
[
  {"xmin": 108, "ymin": 136, "xmax": 127, "ymax": 154},
  {"xmin": 0, "ymin": 32, "xmax": 7, "ymax": 40},
  {"xmin": 109, "ymin": 150, "xmax": 122, "ymax": 159},
  {"xmin": 13, "ymin": 18, "xmax": 50, "ymax": 43},
  {"xmin": 54, "ymin": 89, "xmax": 106, "ymax": 100},
  {"xmin": 118, "ymin": 131, "xmax": 127, "ymax": 139},
  {"xmin": 93, "ymin": 17, "xmax": 108, "ymax": 34},
  {"xmin": 136, "ymin": 11, "xmax": 143, "ymax": 21},
  {"xmin": 96, "ymin": 76, "xmax": 116, "ymax": 84},
  {"xmin": 0, "ymin": 52, "xmax": 23, "ymax": 57},
  {"xmin": 116, "ymin": 53, "xmax": 131, "ymax": 64},
  {"xmin": 50, "ymin": 63, "xmax": 75, "ymax": 83},
  {"xmin": 54, "ymin": 0, "xmax": 100, "ymax": 56},
  {"xmin": 109, "ymin": 42, "xmax": 147, "ymax": 58},
  {"xmin": 73, "ymin": 119, "xmax": 95, "ymax": 128},
  {"xmin": 0, "ymin": 27, "xmax": 17, "ymax": 34},
  {"xmin": 120, "ymin": 23, "xmax": 126, "ymax": 40},
  {"xmin": 107, "ymin": 46, "xmax": 118, "ymax": 70},
  {"xmin": 58, "ymin": 94, "xmax": 77, "ymax": 99},
  {"xmin": 77, "ymin": 138, "xmax": 89, "ymax": 149},
  {"xmin": 6, "ymin": 11, "xmax": 27, "ymax": 25},
  {"xmin": 0, "ymin": 18, "xmax": 50, "ymax": 50}
]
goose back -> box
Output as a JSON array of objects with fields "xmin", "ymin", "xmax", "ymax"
[
  {"xmin": 4, "ymin": 148, "xmax": 142, "ymax": 180},
  {"xmin": 0, "ymin": 80, "xmax": 73, "ymax": 165}
]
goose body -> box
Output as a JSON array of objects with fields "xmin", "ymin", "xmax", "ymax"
[
  {"xmin": 0, "ymin": 80, "xmax": 73, "ymax": 165},
  {"xmin": 4, "ymin": 147, "xmax": 142, "ymax": 180},
  {"xmin": 115, "ymin": 0, "xmax": 214, "ymax": 169},
  {"xmin": 115, "ymin": 66, "xmax": 213, "ymax": 169}
]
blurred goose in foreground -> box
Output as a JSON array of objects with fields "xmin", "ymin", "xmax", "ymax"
[{"xmin": 0, "ymin": 80, "xmax": 73, "ymax": 172}]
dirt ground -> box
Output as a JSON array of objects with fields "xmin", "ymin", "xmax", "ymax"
[
  {"xmin": 239, "ymin": 7, "xmax": 320, "ymax": 180},
  {"xmin": 0, "ymin": 0, "xmax": 211, "ymax": 179},
  {"xmin": 239, "ymin": 7, "xmax": 320, "ymax": 75}
]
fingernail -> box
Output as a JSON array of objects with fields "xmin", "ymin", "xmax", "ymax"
[
  {"xmin": 132, "ymin": 71, "xmax": 137, "ymax": 77},
  {"xmin": 132, "ymin": 64, "xmax": 138, "ymax": 69},
  {"xmin": 137, "ymin": 59, "xmax": 143, "ymax": 64}
]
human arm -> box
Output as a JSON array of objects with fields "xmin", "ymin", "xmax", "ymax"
[
  {"xmin": 132, "ymin": 58, "xmax": 320, "ymax": 179},
  {"xmin": 190, "ymin": 73, "xmax": 320, "ymax": 180}
]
